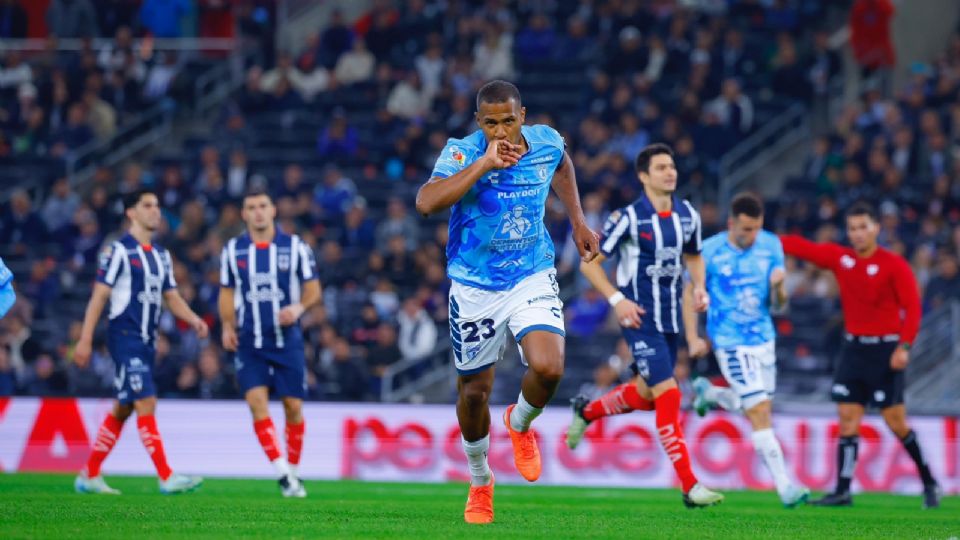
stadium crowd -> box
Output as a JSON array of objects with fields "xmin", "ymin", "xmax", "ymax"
[{"xmin": 2, "ymin": 0, "xmax": 957, "ymax": 404}]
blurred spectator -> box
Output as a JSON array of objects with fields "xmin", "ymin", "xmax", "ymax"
[
  {"xmin": 473, "ymin": 26, "xmax": 514, "ymax": 81},
  {"xmin": 319, "ymin": 10, "xmax": 354, "ymax": 69},
  {"xmin": 397, "ymin": 297, "xmax": 438, "ymax": 361},
  {"xmin": 22, "ymin": 351, "xmax": 68, "ymax": 396},
  {"xmin": 41, "ymin": 177, "xmax": 80, "ymax": 233},
  {"xmin": 316, "ymin": 109, "xmax": 359, "ymax": 160},
  {"xmin": 339, "ymin": 201, "xmax": 377, "ymax": 254},
  {"xmin": 1, "ymin": 190, "xmax": 48, "ymax": 256},
  {"xmin": 367, "ymin": 322, "xmax": 400, "ymax": 390},
  {"xmin": 0, "ymin": 345, "xmax": 15, "ymax": 396},
  {"xmin": 565, "ymin": 288, "xmax": 610, "ymax": 338},
  {"xmin": 376, "ymin": 197, "xmax": 418, "ymax": 253},
  {"xmin": 386, "ymin": 71, "xmax": 432, "ymax": 120},
  {"xmin": 705, "ymin": 78, "xmax": 753, "ymax": 135},
  {"xmin": 312, "ymin": 165, "xmax": 357, "ymax": 224},
  {"xmin": 324, "ymin": 337, "xmax": 366, "ymax": 401},
  {"xmin": 923, "ymin": 250, "xmax": 960, "ymax": 312},
  {"xmin": 46, "ymin": 0, "xmax": 99, "ymax": 38},
  {"xmin": 139, "ymin": 0, "xmax": 190, "ymax": 38},
  {"xmin": 197, "ymin": 345, "xmax": 233, "ymax": 399},
  {"xmin": 334, "ymin": 37, "xmax": 375, "ymax": 86},
  {"xmin": 850, "ymin": 0, "xmax": 895, "ymax": 82},
  {"xmin": 515, "ymin": 13, "xmax": 557, "ymax": 63},
  {"xmin": 0, "ymin": 0, "xmax": 27, "ymax": 39}
]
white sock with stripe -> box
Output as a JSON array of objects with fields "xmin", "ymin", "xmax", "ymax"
[
  {"xmin": 509, "ymin": 391, "xmax": 543, "ymax": 433},
  {"xmin": 462, "ymin": 435, "xmax": 492, "ymax": 486}
]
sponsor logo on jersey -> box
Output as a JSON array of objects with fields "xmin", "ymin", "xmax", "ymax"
[
  {"xmin": 832, "ymin": 384, "xmax": 850, "ymax": 397},
  {"xmin": 867, "ymin": 264, "xmax": 879, "ymax": 276},
  {"xmin": 278, "ymin": 254, "xmax": 290, "ymax": 271},
  {"xmin": 245, "ymin": 288, "xmax": 286, "ymax": 303},
  {"xmin": 840, "ymin": 255, "xmax": 856, "ymax": 269},
  {"xmin": 529, "ymin": 155, "xmax": 553, "ymax": 164},
  {"xmin": 645, "ymin": 264, "xmax": 682, "ymax": 278},
  {"xmin": 491, "ymin": 205, "xmax": 537, "ymax": 252},
  {"xmin": 498, "ymin": 187, "xmax": 542, "ymax": 199}
]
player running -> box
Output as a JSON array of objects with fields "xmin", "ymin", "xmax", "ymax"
[
  {"xmin": 74, "ymin": 189, "xmax": 206, "ymax": 495},
  {"xmin": 219, "ymin": 188, "xmax": 321, "ymax": 498},
  {"xmin": 565, "ymin": 143, "xmax": 723, "ymax": 508},
  {"xmin": 416, "ymin": 80, "xmax": 599, "ymax": 524},
  {"xmin": 781, "ymin": 202, "xmax": 940, "ymax": 508},
  {"xmin": 683, "ymin": 192, "xmax": 809, "ymax": 507}
]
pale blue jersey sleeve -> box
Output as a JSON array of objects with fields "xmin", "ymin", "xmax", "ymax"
[
  {"xmin": 768, "ymin": 233, "xmax": 786, "ymax": 274},
  {"xmin": 430, "ymin": 139, "xmax": 482, "ymax": 179},
  {"xmin": 0, "ymin": 257, "xmax": 14, "ymax": 319}
]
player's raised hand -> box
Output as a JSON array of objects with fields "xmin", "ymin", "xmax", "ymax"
[
  {"xmin": 484, "ymin": 139, "xmax": 520, "ymax": 169},
  {"xmin": 890, "ymin": 346, "xmax": 910, "ymax": 371},
  {"xmin": 222, "ymin": 326, "xmax": 238, "ymax": 352},
  {"xmin": 687, "ymin": 335, "xmax": 710, "ymax": 358},
  {"xmin": 573, "ymin": 222, "xmax": 600, "ymax": 263},
  {"xmin": 614, "ymin": 298, "xmax": 645, "ymax": 329},
  {"xmin": 279, "ymin": 303, "xmax": 305, "ymax": 326},
  {"xmin": 693, "ymin": 285, "xmax": 710, "ymax": 312},
  {"xmin": 73, "ymin": 338, "xmax": 92, "ymax": 368}
]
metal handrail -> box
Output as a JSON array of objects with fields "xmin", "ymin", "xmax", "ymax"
[
  {"xmin": 717, "ymin": 102, "xmax": 809, "ymax": 210},
  {"xmin": 380, "ymin": 340, "xmax": 452, "ymax": 403},
  {"xmin": 0, "ymin": 38, "xmax": 237, "ymax": 52}
]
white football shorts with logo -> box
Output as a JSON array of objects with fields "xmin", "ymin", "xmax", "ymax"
[
  {"xmin": 448, "ymin": 268, "xmax": 565, "ymax": 375},
  {"xmin": 715, "ymin": 341, "xmax": 776, "ymax": 410}
]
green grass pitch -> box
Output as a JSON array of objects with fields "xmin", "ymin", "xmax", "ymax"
[{"xmin": 0, "ymin": 473, "xmax": 955, "ymax": 539}]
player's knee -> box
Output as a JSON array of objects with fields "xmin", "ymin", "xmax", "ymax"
[
  {"xmin": 133, "ymin": 397, "xmax": 157, "ymax": 416},
  {"xmin": 530, "ymin": 352, "xmax": 564, "ymax": 383},
  {"xmin": 745, "ymin": 401, "xmax": 772, "ymax": 429},
  {"xmin": 113, "ymin": 403, "xmax": 133, "ymax": 421},
  {"xmin": 459, "ymin": 383, "xmax": 491, "ymax": 409},
  {"xmin": 283, "ymin": 399, "xmax": 303, "ymax": 422}
]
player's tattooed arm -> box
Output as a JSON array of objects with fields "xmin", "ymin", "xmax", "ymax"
[
  {"xmin": 415, "ymin": 140, "xmax": 519, "ymax": 216},
  {"xmin": 552, "ymin": 151, "xmax": 600, "ymax": 262},
  {"xmin": 74, "ymin": 283, "xmax": 112, "ymax": 367},
  {"xmin": 163, "ymin": 289, "xmax": 209, "ymax": 338}
]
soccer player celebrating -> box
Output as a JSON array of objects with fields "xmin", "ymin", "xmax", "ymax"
[
  {"xmin": 74, "ymin": 189, "xmax": 206, "ymax": 495},
  {"xmin": 219, "ymin": 188, "xmax": 321, "ymax": 498},
  {"xmin": 781, "ymin": 202, "xmax": 940, "ymax": 508},
  {"xmin": 683, "ymin": 192, "xmax": 810, "ymax": 507},
  {"xmin": 566, "ymin": 143, "xmax": 723, "ymax": 508},
  {"xmin": 416, "ymin": 80, "xmax": 599, "ymax": 524}
]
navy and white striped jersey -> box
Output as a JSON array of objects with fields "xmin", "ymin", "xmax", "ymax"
[
  {"xmin": 220, "ymin": 231, "xmax": 318, "ymax": 351},
  {"xmin": 96, "ymin": 234, "xmax": 176, "ymax": 345},
  {"xmin": 599, "ymin": 193, "xmax": 702, "ymax": 334}
]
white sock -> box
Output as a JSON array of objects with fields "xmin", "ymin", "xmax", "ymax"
[
  {"xmin": 288, "ymin": 464, "xmax": 298, "ymax": 479},
  {"xmin": 509, "ymin": 391, "xmax": 543, "ymax": 433},
  {"xmin": 752, "ymin": 428, "xmax": 792, "ymax": 496},
  {"xmin": 461, "ymin": 435, "xmax": 492, "ymax": 486},
  {"xmin": 705, "ymin": 385, "xmax": 742, "ymax": 411},
  {"xmin": 271, "ymin": 457, "xmax": 291, "ymax": 478}
]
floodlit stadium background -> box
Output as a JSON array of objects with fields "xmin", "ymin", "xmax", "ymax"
[{"xmin": 0, "ymin": 0, "xmax": 957, "ymax": 494}]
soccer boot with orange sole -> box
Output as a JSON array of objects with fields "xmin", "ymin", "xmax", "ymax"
[
  {"xmin": 464, "ymin": 472, "xmax": 495, "ymax": 524},
  {"xmin": 503, "ymin": 404, "xmax": 541, "ymax": 482}
]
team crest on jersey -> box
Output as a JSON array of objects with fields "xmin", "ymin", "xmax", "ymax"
[
  {"xmin": 491, "ymin": 204, "xmax": 537, "ymax": 253},
  {"xmin": 278, "ymin": 254, "xmax": 290, "ymax": 271},
  {"xmin": 536, "ymin": 164, "xmax": 548, "ymax": 181},
  {"xmin": 866, "ymin": 264, "xmax": 878, "ymax": 276},
  {"xmin": 840, "ymin": 255, "xmax": 856, "ymax": 269}
]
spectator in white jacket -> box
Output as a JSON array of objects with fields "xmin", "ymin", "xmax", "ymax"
[{"xmin": 397, "ymin": 298, "xmax": 438, "ymax": 361}]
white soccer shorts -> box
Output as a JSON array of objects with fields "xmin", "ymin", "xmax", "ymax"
[
  {"xmin": 715, "ymin": 341, "xmax": 777, "ymax": 411},
  {"xmin": 448, "ymin": 268, "xmax": 565, "ymax": 375}
]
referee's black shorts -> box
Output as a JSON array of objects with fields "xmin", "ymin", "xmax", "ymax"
[{"xmin": 830, "ymin": 334, "xmax": 904, "ymax": 409}]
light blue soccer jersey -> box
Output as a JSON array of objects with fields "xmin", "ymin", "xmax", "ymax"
[
  {"xmin": 431, "ymin": 125, "xmax": 564, "ymax": 291},
  {"xmin": 702, "ymin": 230, "xmax": 785, "ymax": 349}
]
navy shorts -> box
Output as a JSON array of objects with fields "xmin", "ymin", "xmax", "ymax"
[
  {"xmin": 234, "ymin": 345, "xmax": 306, "ymax": 399},
  {"xmin": 622, "ymin": 327, "xmax": 678, "ymax": 387},
  {"xmin": 108, "ymin": 331, "xmax": 157, "ymax": 404}
]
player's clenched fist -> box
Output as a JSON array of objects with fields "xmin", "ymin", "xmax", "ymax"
[{"xmin": 613, "ymin": 298, "xmax": 645, "ymax": 328}]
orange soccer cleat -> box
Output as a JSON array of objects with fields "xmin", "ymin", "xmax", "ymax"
[
  {"xmin": 464, "ymin": 472, "xmax": 495, "ymax": 524},
  {"xmin": 503, "ymin": 404, "xmax": 541, "ymax": 482}
]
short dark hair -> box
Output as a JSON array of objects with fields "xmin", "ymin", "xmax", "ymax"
[
  {"xmin": 845, "ymin": 201, "xmax": 878, "ymax": 221},
  {"xmin": 730, "ymin": 192, "xmax": 764, "ymax": 219},
  {"xmin": 635, "ymin": 143, "xmax": 674, "ymax": 173},
  {"xmin": 242, "ymin": 186, "xmax": 273, "ymax": 204},
  {"xmin": 123, "ymin": 189, "xmax": 156, "ymax": 210},
  {"xmin": 476, "ymin": 80, "xmax": 521, "ymax": 111}
]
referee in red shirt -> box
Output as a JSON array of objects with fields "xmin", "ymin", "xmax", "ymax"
[{"xmin": 781, "ymin": 202, "xmax": 939, "ymax": 508}]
